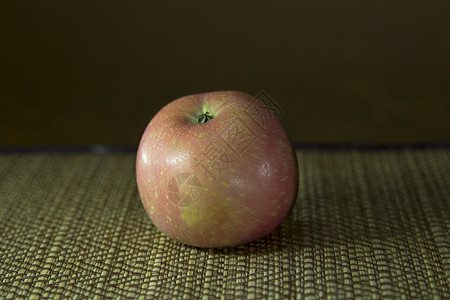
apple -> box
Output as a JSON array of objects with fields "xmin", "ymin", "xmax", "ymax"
[{"xmin": 136, "ymin": 91, "xmax": 298, "ymax": 248}]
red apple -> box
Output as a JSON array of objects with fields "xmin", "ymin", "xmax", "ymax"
[{"xmin": 136, "ymin": 91, "xmax": 298, "ymax": 248}]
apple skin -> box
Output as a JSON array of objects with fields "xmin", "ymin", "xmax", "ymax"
[{"xmin": 136, "ymin": 91, "xmax": 298, "ymax": 248}]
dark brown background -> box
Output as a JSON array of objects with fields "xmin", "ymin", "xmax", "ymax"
[{"xmin": 1, "ymin": 1, "xmax": 449, "ymax": 147}]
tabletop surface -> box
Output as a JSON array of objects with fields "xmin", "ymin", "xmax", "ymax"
[{"xmin": 0, "ymin": 148, "xmax": 449, "ymax": 298}]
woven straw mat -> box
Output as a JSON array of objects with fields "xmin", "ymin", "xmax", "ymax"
[{"xmin": 0, "ymin": 149, "xmax": 449, "ymax": 298}]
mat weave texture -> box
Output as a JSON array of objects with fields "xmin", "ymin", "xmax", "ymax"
[{"xmin": 0, "ymin": 149, "xmax": 449, "ymax": 299}]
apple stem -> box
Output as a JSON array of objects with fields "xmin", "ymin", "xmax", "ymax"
[{"xmin": 198, "ymin": 111, "xmax": 213, "ymax": 123}]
